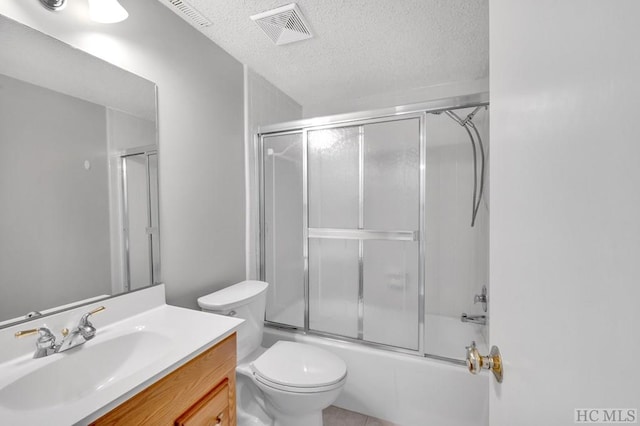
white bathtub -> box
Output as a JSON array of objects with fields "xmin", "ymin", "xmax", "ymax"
[{"xmin": 263, "ymin": 326, "xmax": 489, "ymax": 426}]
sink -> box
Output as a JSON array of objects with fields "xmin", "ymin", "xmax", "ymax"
[
  {"xmin": 0, "ymin": 297, "xmax": 243, "ymax": 426},
  {"xmin": 0, "ymin": 330, "xmax": 170, "ymax": 411}
]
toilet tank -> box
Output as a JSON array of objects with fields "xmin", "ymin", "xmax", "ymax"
[{"xmin": 197, "ymin": 280, "xmax": 269, "ymax": 362}]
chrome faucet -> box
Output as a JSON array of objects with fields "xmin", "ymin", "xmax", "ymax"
[
  {"xmin": 57, "ymin": 306, "xmax": 104, "ymax": 352},
  {"xmin": 14, "ymin": 306, "xmax": 106, "ymax": 358},
  {"xmin": 461, "ymin": 313, "xmax": 487, "ymax": 325},
  {"xmin": 474, "ymin": 285, "xmax": 488, "ymax": 312}
]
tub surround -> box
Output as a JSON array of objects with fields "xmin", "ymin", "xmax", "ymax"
[{"xmin": 0, "ymin": 284, "xmax": 243, "ymax": 425}]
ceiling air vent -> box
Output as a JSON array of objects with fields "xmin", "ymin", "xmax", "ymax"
[
  {"xmin": 250, "ymin": 3, "xmax": 313, "ymax": 46},
  {"xmin": 163, "ymin": 0, "xmax": 212, "ymax": 28}
]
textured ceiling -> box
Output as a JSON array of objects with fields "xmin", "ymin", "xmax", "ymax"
[{"xmin": 163, "ymin": 0, "xmax": 488, "ymax": 107}]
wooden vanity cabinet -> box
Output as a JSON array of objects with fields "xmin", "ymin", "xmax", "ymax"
[
  {"xmin": 91, "ymin": 333, "xmax": 236, "ymax": 426},
  {"xmin": 175, "ymin": 379, "xmax": 229, "ymax": 426}
]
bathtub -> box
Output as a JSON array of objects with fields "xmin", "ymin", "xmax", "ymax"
[
  {"xmin": 263, "ymin": 324, "xmax": 489, "ymax": 426},
  {"xmin": 424, "ymin": 313, "xmax": 489, "ymax": 360}
]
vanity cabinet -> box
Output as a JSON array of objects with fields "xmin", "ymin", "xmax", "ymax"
[{"xmin": 91, "ymin": 333, "xmax": 236, "ymax": 426}]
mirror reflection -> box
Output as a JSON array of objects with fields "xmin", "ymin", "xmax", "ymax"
[{"xmin": 0, "ymin": 15, "xmax": 159, "ymax": 327}]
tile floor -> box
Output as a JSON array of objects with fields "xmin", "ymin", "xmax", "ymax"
[{"xmin": 323, "ymin": 406, "xmax": 397, "ymax": 426}]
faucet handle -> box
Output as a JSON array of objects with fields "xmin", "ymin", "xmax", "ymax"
[
  {"xmin": 15, "ymin": 328, "xmax": 39, "ymax": 338},
  {"xmin": 80, "ymin": 306, "xmax": 106, "ymax": 325},
  {"xmin": 15, "ymin": 327, "xmax": 57, "ymax": 358},
  {"xmin": 473, "ymin": 294, "xmax": 486, "ymax": 304},
  {"xmin": 15, "ymin": 327, "xmax": 55, "ymax": 341},
  {"xmin": 87, "ymin": 306, "xmax": 106, "ymax": 316},
  {"xmin": 78, "ymin": 306, "xmax": 106, "ymax": 340},
  {"xmin": 473, "ymin": 285, "xmax": 488, "ymax": 312}
]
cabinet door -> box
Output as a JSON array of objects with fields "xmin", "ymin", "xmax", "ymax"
[{"xmin": 175, "ymin": 380, "xmax": 229, "ymax": 426}]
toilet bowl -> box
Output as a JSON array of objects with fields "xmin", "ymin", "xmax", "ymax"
[{"xmin": 198, "ymin": 281, "xmax": 347, "ymax": 426}]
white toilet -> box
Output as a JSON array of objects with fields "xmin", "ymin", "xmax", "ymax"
[{"xmin": 198, "ymin": 280, "xmax": 347, "ymax": 426}]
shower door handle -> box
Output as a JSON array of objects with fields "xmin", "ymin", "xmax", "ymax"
[{"xmin": 465, "ymin": 341, "xmax": 503, "ymax": 383}]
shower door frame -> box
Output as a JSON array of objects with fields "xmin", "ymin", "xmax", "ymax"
[
  {"xmin": 120, "ymin": 146, "xmax": 161, "ymax": 292},
  {"xmin": 256, "ymin": 92, "xmax": 489, "ymax": 362}
]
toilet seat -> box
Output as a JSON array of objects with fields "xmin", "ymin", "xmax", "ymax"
[
  {"xmin": 253, "ymin": 372, "xmax": 346, "ymax": 393},
  {"xmin": 250, "ymin": 341, "xmax": 347, "ymax": 394}
]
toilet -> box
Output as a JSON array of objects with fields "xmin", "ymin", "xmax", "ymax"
[{"xmin": 198, "ymin": 280, "xmax": 347, "ymax": 426}]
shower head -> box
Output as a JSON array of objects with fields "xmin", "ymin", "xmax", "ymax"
[
  {"xmin": 444, "ymin": 106, "xmax": 483, "ymax": 127},
  {"xmin": 462, "ymin": 106, "xmax": 482, "ymax": 126}
]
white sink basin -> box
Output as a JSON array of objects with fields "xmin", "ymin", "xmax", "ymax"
[{"xmin": 0, "ymin": 331, "xmax": 169, "ymax": 410}]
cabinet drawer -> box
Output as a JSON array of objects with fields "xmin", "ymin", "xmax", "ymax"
[{"xmin": 175, "ymin": 379, "xmax": 229, "ymax": 426}]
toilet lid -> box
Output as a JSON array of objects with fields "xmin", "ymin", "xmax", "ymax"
[
  {"xmin": 197, "ymin": 280, "xmax": 268, "ymax": 311},
  {"xmin": 251, "ymin": 341, "xmax": 347, "ymax": 389}
]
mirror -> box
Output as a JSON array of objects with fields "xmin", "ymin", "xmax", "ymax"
[{"xmin": 0, "ymin": 15, "xmax": 159, "ymax": 328}]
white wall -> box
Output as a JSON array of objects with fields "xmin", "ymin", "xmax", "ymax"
[
  {"xmin": 0, "ymin": 0, "xmax": 246, "ymax": 309},
  {"xmin": 0, "ymin": 74, "xmax": 111, "ymax": 318},
  {"xmin": 107, "ymin": 109, "xmax": 156, "ymax": 152},
  {"xmin": 490, "ymin": 1, "xmax": 640, "ymax": 424}
]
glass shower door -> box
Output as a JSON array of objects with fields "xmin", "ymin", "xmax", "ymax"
[
  {"xmin": 121, "ymin": 151, "xmax": 160, "ymax": 290},
  {"xmin": 361, "ymin": 119, "xmax": 420, "ymax": 350},
  {"xmin": 259, "ymin": 99, "xmax": 490, "ymax": 361},
  {"xmin": 307, "ymin": 126, "xmax": 361, "ymax": 338},
  {"xmin": 262, "ymin": 132, "xmax": 305, "ymax": 327},
  {"xmin": 307, "ymin": 117, "xmax": 422, "ymax": 350}
]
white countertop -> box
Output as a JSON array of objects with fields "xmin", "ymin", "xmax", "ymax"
[{"xmin": 0, "ymin": 286, "xmax": 243, "ymax": 425}]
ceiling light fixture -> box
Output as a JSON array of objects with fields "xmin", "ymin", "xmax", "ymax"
[
  {"xmin": 87, "ymin": 0, "xmax": 128, "ymax": 23},
  {"xmin": 38, "ymin": 0, "xmax": 129, "ymax": 23},
  {"xmin": 39, "ymin": 0, "xmax": 66, "ymax": 11}
]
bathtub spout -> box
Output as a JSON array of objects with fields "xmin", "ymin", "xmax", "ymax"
[{"xmin": 461, "ymin": 313, "xmax": 486, "ymax": 326}]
